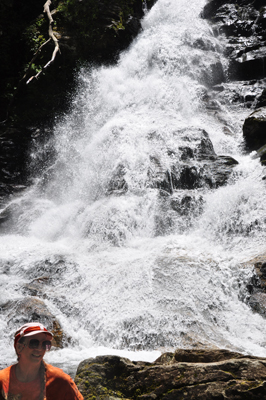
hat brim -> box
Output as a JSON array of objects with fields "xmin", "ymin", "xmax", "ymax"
[{"xmin": 23, "ymin": 330, "xmax": 53, "ymax": 339}]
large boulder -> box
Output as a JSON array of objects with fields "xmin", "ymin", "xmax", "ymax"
[
  {"xmin": 2, "ymin": 297, "xmax": 65, "ymax": 348},
  {"xmin": 75, "ymin": 349, "xmax": 266, "ymax": 399},
  {"xmin": 242, "ymin": 253, "xmax": 266, "ymax": 317},
  {"xmin": 253, "ymin": 143, "xmax": 266, "ymax": 165},
  {"xmin": 249, "ymin": 292, "xmax": 266, "ymax": 316},
  {"xmin": 243, "ymin": 107, "xmax": 266, "ymax": 150},
  {"xmin": 148, "ymin": 128, "xmax": 238, "ymax": 194}
]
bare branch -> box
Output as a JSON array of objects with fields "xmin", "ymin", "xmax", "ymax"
[
  {"xmin": 26, "ymin": 0, "xmax": 60, "ymax": 84},
  {"xmin": 1, "ymin": 1, "xmax": 60, "ymax": 122},
  {"xmin": 22, "ymin": 38, "xmax": 51, "ymax": 81}
]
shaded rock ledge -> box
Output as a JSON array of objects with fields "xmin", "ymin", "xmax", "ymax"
[
  {"xmin": 202, "ymin": 0, "xmax": 266, "ymax": 163},
  {"xmin": 245, "ymin": 252, "xmax": 266, "ymax": 317},
  {"xmin": 75, "ymin": 349, "xmax": 266, "ymax": 399},
  {"xmin": 243, "ymin": 107, "xmax": 266, "ymax": 161}
]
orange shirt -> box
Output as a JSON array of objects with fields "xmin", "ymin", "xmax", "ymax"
[
  {"xmin": 9, "ymin": 365, "xmax": 41, "ymax": 399},
  {"xmin": 0, "ymin": 363, "xmax": 83, "ymax": 400}
]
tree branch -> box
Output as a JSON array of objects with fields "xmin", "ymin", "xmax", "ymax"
[
  {"xmin": 26, "ymin": 0, "xmax": 60, "ymax": 84},
  {"xmin": 1, "ymin": 0, "xmax": 60, "ymax": 123},
  {"xmin": 23, "ymin": 38, "xmax": 51, "ymax": 81}
]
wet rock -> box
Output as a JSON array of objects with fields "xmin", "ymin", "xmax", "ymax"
[
  {"xmin": 249, "ymin": 292, "xmax": 266, "ymax": 315},
  {"xmin": 244, "ymin": 255, "xmax": 266, "ymax": 318},
  {"xmin": 152, "ymin": 192, "xmax": 205, "ymax": 235},
  {"xmin": 0, "ymin": 202, "xmax": 20, "ymax": 228},
  {"xmin": 253, "ymin": 143, "xmax": 266, "ymax": 165},
  {"xmin": 75, "ymin": 350, "xmax": 266, "ymax": 399},
  {"xmin": 222, "ymin": 6, "xmax": 258, "ymax": 37},
  {"xmin": 180, "ymin": 128, "xmax": 216, "ymax": 161},
  {"xmin": 148, "ymin": 128, "xmax": 238, "ymax": 194},
  {"xmin": 202, "ymin": 59, "xmax": 225, "ymax": 87},
  {"xmin": 156, "ymin": 154, "xmax": 238, "ymax": 192},
  {"xmin": 251, "ymin": 261, "xmax": 266, "ymax": 291},
  {"xmin": 170, "ymin": 193, "xmax": 204, "ymax": 217},
  {"xmin": 23, "ymin": 257, "xmax": 68, "ymax": 280},
  {"xmin": 229, "ymin": 45, "xmax": 266, "ymax": 81},
  {"xmin": 23, "ymin": 276, "xmax": 51, "ymax": 298},
  {"xmin": 3, "ymin": 297, "xmax": 65, "ymax": 348},
  {"xmin": 205, "ymin": 155, "xmax": 239, "ymax": 186},
  {"xmin": 203, "ymin": 0, "xmax": 266, "ymax": 90},
  {"xmin": 256, "ymin": 88, "xmax": 266, "ymax": 108},
  {"xmin": 243, "ymin": 107, "xmax": 266, "ymax": 150},
  {"xmin": 106, "ymin": 164, "xmax": 128, "ymax": 196}
]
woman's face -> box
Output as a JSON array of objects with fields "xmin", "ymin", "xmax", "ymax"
[{"xmin": 16, "ymin": 333, "xmax": 48, "ymax": 366}]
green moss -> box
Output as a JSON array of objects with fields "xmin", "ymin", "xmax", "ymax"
[
  {"xmin": 23, "ymin": 16, "xmax": 47, "ymax": 53},
  {"xmin": 112, "ymin": 11, "xmax": 126, "ymax": 31},
  {"xmin": 222, "ymin": 370, "xmax": 238, "ymax": 379}
]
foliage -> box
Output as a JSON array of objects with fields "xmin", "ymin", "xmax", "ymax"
[
  {"xmin": 55, "ymin": 0, "xmax": 144, "ymax": 58},
  {"xmin": 0, "ymin": 0, "xmax": 153, "ymax": 124}
]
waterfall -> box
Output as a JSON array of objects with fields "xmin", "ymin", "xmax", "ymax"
[{"xmin": 1, "ymin": 0, "xmax": 266, "ymax": 371}]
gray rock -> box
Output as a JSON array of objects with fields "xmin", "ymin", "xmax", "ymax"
[
  {"xmin": 243, "ymin": 107, "xmax": 266, "ymax": 150},
  {"xmin": 148, "ymin": 128, "xmax": 238, "ymax": 193},
  {"xmin": 249, "ymin": 292, "xmax": 266, "ymax": 315},
  {"xmin": 75, "ymin": 349, "xmax": 266, "ymax": 399},
  {"xmin": 3, "ymin": 297, "xmax": 65, "ymax": 348}
]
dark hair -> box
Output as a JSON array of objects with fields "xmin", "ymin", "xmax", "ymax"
[{"xmin": 15, "ymin": 337, "xmax": 26, "ymax": 360}]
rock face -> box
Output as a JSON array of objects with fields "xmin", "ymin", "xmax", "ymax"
[
  {"xmin": 75, "ymin": 349, "xmax": 266, "ymax": 399},
  {"xmin": 146, "ymin": 128, "xmax": 239, "ymax": 195},
  {"xmin": 2, "ymin": 296, "xmax": 66, "ymax": 348},
  {"xmin": 246, "ymin": 253, "xmax": 266, "ymax": 317},
  {"xmin": 202, "ymin": 0, "xmax": 266, "ymax": 157},
  {"xmin": 202, "ymin": 0, "xmax": 266, "ymax": 81},
  {"xmin": 243, "ymin": 107, "xmax": 266, "ymax": 150}
]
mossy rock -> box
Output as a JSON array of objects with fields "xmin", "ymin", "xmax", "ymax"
[{"xmin": 75, "ymin": 350, "xmax": 266, "ymax": 399}]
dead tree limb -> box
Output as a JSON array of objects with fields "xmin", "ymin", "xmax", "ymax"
[
  {"xmin": 26, "ymin": 0, "xmax": 60, "ymax": 84},
  {"xmin": 1, "ymin": 0, "xmax": 60, "ymax": 123},
  {"xmin": 23, "ymin": 38, "xmax": 51, "ymax": 81}
]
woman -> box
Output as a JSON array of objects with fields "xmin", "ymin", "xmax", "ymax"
[{"xmin": 0, "ymin": 322, "xmax": 83, "ymax": 400}]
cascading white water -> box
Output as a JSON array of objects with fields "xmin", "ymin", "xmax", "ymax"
[{"xmin": 1, "ymin": 0, "xmax": 266, "ymax": 372}]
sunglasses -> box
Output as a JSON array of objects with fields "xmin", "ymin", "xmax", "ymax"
[{"xmin": 27, "ymin": 339, "xmax": 52, "ymax": 351}]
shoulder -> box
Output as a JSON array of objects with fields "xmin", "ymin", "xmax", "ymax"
[
  {"xmin": 0, "ymin": 366, "xmax": 13, "ymax": 399},
  {"xmin": 45, "ymin": 364, "xmax": 83, "ymax": 400},
  {"xmin": 0, "ymin": 365, "xmax": 13, "ymax": 382},
  {"xmin": 45, "ymin": 363, "xmax": 70, "ymax": 380}
]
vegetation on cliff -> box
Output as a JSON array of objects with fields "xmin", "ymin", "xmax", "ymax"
[{"xmin": 0, "ymin": 0, "xmax": 154, "ymax": 125}]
